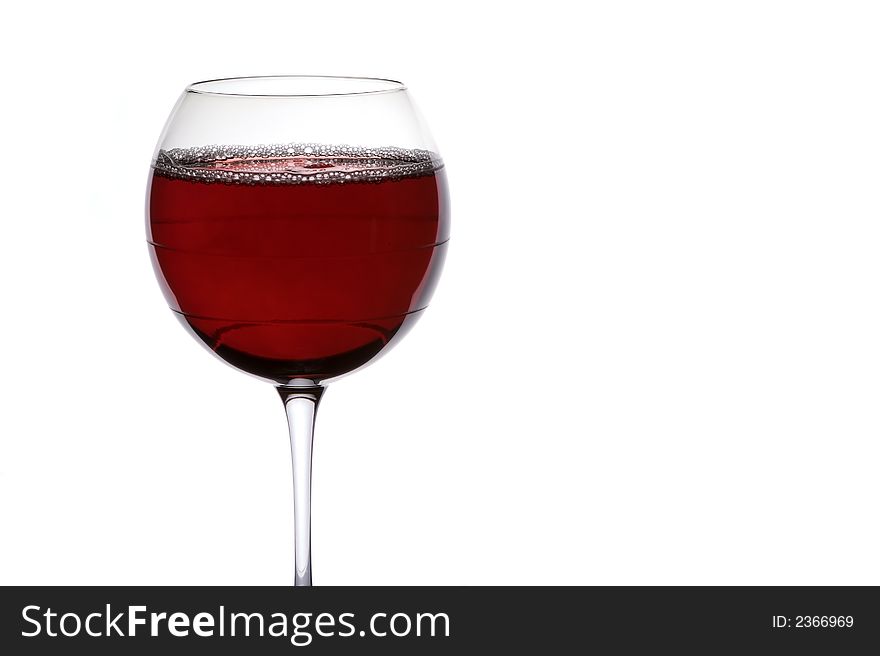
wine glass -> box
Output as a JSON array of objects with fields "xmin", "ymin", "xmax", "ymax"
[{"xmin": 146, "ymin": 76, "xmax": 449, "ymax": 585}]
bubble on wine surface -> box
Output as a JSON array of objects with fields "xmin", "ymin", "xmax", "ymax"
[{"xmin": 153, "ymin": 143, "xmax": 442, "ymax": 185}]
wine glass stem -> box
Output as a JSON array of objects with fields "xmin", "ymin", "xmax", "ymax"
[{"xmin": 278, "ymin": 384, "xmax": 325, "ymax": 586}]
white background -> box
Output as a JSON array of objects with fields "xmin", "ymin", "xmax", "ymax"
[{"xmin": 1, "ymin": 0, "xmax": 879, "ymax": 585}]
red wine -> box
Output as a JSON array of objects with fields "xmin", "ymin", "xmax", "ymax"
[{"xmin": 147, "ymin": 144, "xmax": 449, "ymax": 384}]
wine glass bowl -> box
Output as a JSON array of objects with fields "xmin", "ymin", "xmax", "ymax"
[
  {"xmin": 148, "ymin": 77, "xmax": 448, "ymax": 385},
  {"xmin": 146, "ymin": 76, "xmax": 449, "ymax": 583}
]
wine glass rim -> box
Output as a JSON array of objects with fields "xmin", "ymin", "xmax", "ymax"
[{"xmin": 186, "ymin": 75, "xmax": 407, "ymax": 98}]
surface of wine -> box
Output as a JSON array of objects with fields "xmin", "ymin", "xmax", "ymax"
[{"xmin": 148, "ymin": 144, "xmax": 449, "ymax": 383}]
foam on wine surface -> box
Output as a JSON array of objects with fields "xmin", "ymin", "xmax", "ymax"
[{"xmin": 154, "ymin": 143, "xmax": 441, "ymax": 185}]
